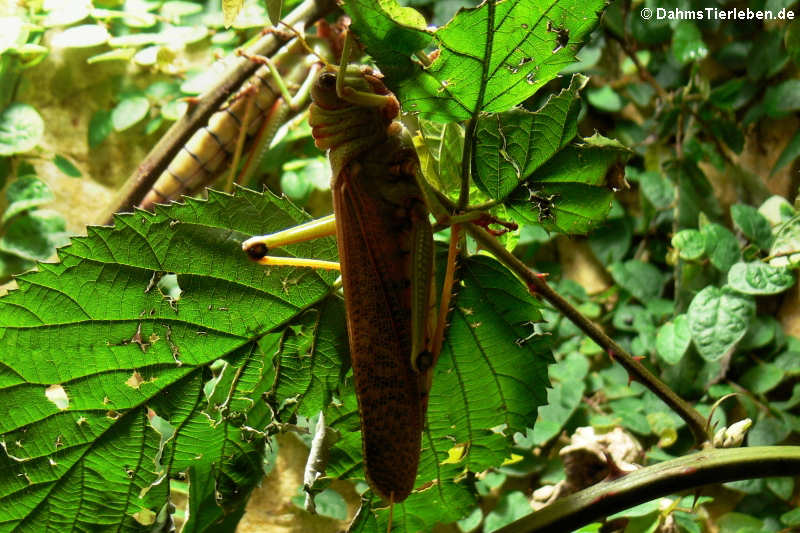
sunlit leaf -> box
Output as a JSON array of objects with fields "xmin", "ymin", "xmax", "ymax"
[
  {"xmin": 344, "ymin": 0, "xmax": 605, "ymax": 121},
  {"xmin": 473, "ymin": 74, "xmax": 586, "ymax": 200},
  {"xmin": 0, "ymin": 103, "xmax": 44, "ymax": 156}
]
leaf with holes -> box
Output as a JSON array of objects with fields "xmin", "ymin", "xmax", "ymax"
[
  {"xmin": 344, "ymin": 0, "xmax": 606, "ymax": 121},
  {"xmin": 0, "ymin": 190, "xmax": 343, "ymax": 531}
]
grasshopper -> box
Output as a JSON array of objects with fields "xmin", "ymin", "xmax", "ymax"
[
  {"xmin": 137, "ymin": 26, "xmax": 342, "ymax": 211},
  {"xmin": 242, "ymin": 32, "xmax": 446, "ymax": 504}
]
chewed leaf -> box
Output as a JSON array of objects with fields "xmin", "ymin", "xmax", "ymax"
[
  {"xmin": 474, "ymin": 74, "xmax": 587, "ymax": 200},
  {"xmin": 504, "ymin": 134, "xmax": 631, "ymax": 234},
  {"xmin": 345, "ymin": 0, "xmax": 606, "ymax": 121},
  {"xmin": 0, "ymin": 189, "xmax": 339, "ymax": 531}
]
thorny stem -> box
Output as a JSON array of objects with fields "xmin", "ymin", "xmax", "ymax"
[
  {"xmin": 494, "ymin": 446, "xmax": 800, "ymax": 533},
  {"xmin": 465, "ymin": 224, "xmax": 711, "ymax": 446},
  {"xmin": 100, "ymin": 0, "xmax": 337, "ymax": 224}
]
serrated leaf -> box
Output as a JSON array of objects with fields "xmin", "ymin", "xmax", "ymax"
[
  {"xmin": 688, "ymin": 285, "xmax": 755, "ymax": 361},
  {"xmin": 727, "ymin": 262, "xmax": 795, "ymax": 295},
  {"xmin": 0, "ymin": 190, "xmax": 340, "ymax": 531},
  {"xmin": 473, "ymin": 74, "xmax": 586, "ymax": 200},
  {"xmin": 0, "ymin": 103, "xmax": 44, "ymax": 156},
  {"xmin": 505, "ymin": 135, "xmax": 630, "ymax": 234},
  {"xmin": 345, "ymin": 0, "xmax": 605, "ymax": 121},
  {"xmin": 2, "ymin": 175, "xmax": 54, "ymax": 223}
]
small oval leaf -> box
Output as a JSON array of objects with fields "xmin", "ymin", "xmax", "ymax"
[
  {"xmin": 0, "ymin": 103, "xmax": 44, "ymax": 156},
  {"xmin": 688, "ymin": 286, "xmax": 755, "ymax": 362},
  {"xmin": 728, "ymin": 262, "xmax": 795, "ymax": 295}
]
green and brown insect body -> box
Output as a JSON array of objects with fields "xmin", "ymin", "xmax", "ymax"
[
  {"xmin": 139, "ymin": 39, "xmax": 322, "ymax": 210},
  {"xmin": 309, "ymin": 65, "xmax": 436, "ymax": 502}
]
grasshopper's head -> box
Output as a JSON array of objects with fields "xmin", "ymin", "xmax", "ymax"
[{"xmin": 311, "ymin": 65, "xmax": 396, "ymax": 114}]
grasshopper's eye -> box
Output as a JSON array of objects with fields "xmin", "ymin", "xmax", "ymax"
[{"xmin": 318, "ymin": 72, "xmax": 337, "ymax": 90}]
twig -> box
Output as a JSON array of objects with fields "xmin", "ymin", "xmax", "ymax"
[
  {"xmin": 466, "ymin": 224, "xmax": 711, "ymax": 446},
  {"xmin": 100, "ymin": 0, "xmax": 337, "ymax": 224},
  {"xmin": 495, "ymin": 446, "xmax": 800, "ymax": 533},
  {"xmin": 605, "ymin": 30, "xmax": 668, "ymax": 100}
]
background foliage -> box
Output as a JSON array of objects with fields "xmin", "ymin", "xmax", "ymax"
[{"xmin": 0, "ymin": 0, "xmax": 799, "ymax": 532}]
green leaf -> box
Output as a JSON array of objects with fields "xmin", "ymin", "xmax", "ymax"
[
  {"xmin": 416, "ymin": 119, "xmax": 464, "ymax": 195},
  {"xmin": 424, "ymin": 255, "xmax": 550, "ymax": 472},
  {"xmin": 88, "ymin": 109, "xmax": 113, "ymax": 148},
  {"xmin": 3, "ymin": 175, "xmax": 55, "ymax": 223},
  {"xmin": 53, "ymin": 154, "xmax": 82, "ymax": 178},
  {"xmin": 739, "ymin": 363, "xmax": 784, "ymax": 395},
  {"xmin": 608, "ymin": 260, "xmax": 667, "ymax": 302},
  {"xmin": 0, "ymin": 190, "xmax": 340, "ymax": 531},
  {"xmin": 727, "ymin": 262, "xmax": 795, "ymax": 295},
  {"xmin": 717, "ymin": 512, "xmax": 764, "ymax": 533},
  {"xmin": 671, "ymin": 229, "xmax": 705, "ymax": 261},
  {"xmin": 638, "ymin": 171, "xmax": 674, "ymax": 210},
  {"xmin": 671, "ymin": 22, "xmax": 708, "ymax": 64},
  {"xmin": 345, "ymin": 0, "xmax": 605, "ymax": 121},
  {"xmin": 484, "ymin": 492, "xmax": 533, "ymax": 533},
  {"xmin": 671, "ymin": 161, "xmax": 723, "ymax": 229},
  {"xmin": 473, "ymin": 74, "xmax": 586, "ymax": 199},
  {"xmin": 731, "ymin": 203, "xmax": 773, "ymax": 250},
  {"xmin": 0, "ymin": 103, "xmax": 44, "ymax": 156},
  {"xmin": 771, "ymin": 128, "xmax": 800, "ymax": 176},
  {"xmin": 787, "ymin": 18, "xmax": 800, "ymax": 66},
  {"xmin": 656, "ymin": 314, "xmax": 691, "ymax": 365},
  {"xmin": 769, "ymin": 215, "xmax": 800, "ymax": 267},
  {"xmin": 222, "ymin": 0, "xmax": 245, "ymax": 28},
  {"xmin": 688, "ymin": 286, "xmax": 755, "ymax": 361},
  {"xmin": 0, "ymin": 209, "xmax": 69, "ymax": 261},
  {"xmin": 111, "ymin": 96, "xmax": 150, "ymax": 131},
  {"xmin": 505, "ymin": 134, "xmax": 630, "ymax": 234},
  {"xmin": 763, "ymin": 80, "xmax": 800, "ymax": 117},
  {"xmin": 586, "ymin": 85, "xmax": 623, "ymax": 113},
  {"xmin": 701, "ymin": 223, "xmax": 740, "ymax": 272},
  {"xmin": 748, "ymin": 415, "xmax": 790, "ymax": 446},
  {"xmin": 781, "ymin": 506, "xmax": 800, "ymax": 526},
  {"xmin": 51, "ymin": 24, "xmax": 110, "ymax": 48}
]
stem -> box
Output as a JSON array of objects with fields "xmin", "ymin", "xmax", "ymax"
[
  {"xmin": 495, "ymin": 446, "xmax": 800, "ymax": 533},
  {"xmin": 465, "ymin": 224, "xmax": 711, "ymax": 446},
  {"xmin": 100, "ymin": 0, "xmax": 337, "ymax": 224}
]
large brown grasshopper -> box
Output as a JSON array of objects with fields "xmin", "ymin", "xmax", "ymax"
[{"xmin": 243, "ymin": 32, "xmax": 448, "ymax": 503}]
